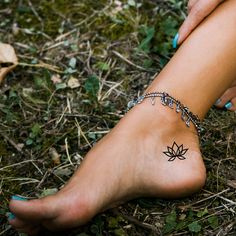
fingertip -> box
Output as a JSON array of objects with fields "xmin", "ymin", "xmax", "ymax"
[
  {"xmin": 172, "ymin": 33, "xmax": 179, "ymax": 49},
  {"xmin": 187, "ymin": 0, "xmax": 198, "ymax": 13},
  {"xmin": 176, "ymin": 23, "xmax": 189, "ymax": 47}
]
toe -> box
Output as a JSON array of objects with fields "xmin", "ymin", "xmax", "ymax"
[
  {"xmin": 215, "ymin": 86, "xmax": 236, "ymax": 108},
  {"xmin": 8, "ymin": 216, "xmax": 28, "ymax": 228},
  {"xmin": 225, "ymin": 97, "xmax": 236, "ymax": 111},
  {"xmin": 9, "ymin": 195, "xmax": 58, "ymax": 223},
  {"xmin": 8, "ymin": 216, "xmax": 40, "ymax": 236},
  {"xmin": 9, "ymin": 190, "xmax": 95, "ymax": 231},
  {"xmin": 15, "ymin": 226, "xmax": 40, "ymax": 235}
]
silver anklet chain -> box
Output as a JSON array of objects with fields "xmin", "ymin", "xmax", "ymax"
[{"xmin": 127, "ymin": 92, "xmax": 202, "ymax": 136}]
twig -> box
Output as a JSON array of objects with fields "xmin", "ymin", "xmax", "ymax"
[
  {"xmin": 113, "ymin": 209, "xmax": 161, "ymax": 234},
  {"xmin": 36, "ymin": 170, "xmax": 49, "ymax": 189},
  {"xmin": 27, "ymin": 0, "xmax": 43, "ymax": 28},
  {"xmin": 0, "ymin": 226, "xmax": 11, "ymax": 236},
  {"xmin": 0, "ymin": 159, "xmax": 38, "ymax": 171},
  {"xmin": 0, "ymin": 131, "xmax": 23, "ymax": 154},
  {"xmin": 40, "ymin": 41, "xmax": 65, "ymax": 53},
  {"xmin": 18, "ymin": 62, "xmax": 63, "ymax": 73},
  {"xmin": 75, "ymin": 118, "xmax": 92, "ymax": 148},
  {"xmin": 204, "ymin": 189, "xmax": 236, "ymax": 206},
  {"xmin": 65, "ymin": 138, "xmax": 73, "ymax": 166},
  {"xmin": 179, "ymin": 189, "xmax": 230, "ymax": 209},
  {"xmin": 112, "ymin": 50, "xmax": 154, "ymax": 72}
]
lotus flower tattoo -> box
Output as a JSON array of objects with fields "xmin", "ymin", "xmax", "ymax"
[{"xmin": 163, "ymin": 142, "xmax": 188, "ymax": 161}]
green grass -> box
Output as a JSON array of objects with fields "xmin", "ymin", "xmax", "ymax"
[{"xmin": 0, "ymin": 0, "xmax": 236, "ymax": 235}]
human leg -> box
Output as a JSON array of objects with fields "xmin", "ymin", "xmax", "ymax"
[{"xmin": 9, "ymin": 0, "xmax": 236, "ymax": 233}]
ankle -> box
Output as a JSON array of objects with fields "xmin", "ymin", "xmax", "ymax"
[{"xmin": 128, "ymin": 98, "xmax": 198, "ymax": 136}]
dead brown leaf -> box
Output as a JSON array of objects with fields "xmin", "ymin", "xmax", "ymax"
[
  {"xmin": 0, "ymin": 43, "xmax": 18, "ymax": 84},
  {"xmin": 49, "ymin": 147, "xmax": 61, "ymax": 165}
]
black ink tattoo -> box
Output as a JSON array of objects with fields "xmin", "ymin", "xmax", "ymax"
[{"xmin": 163, "ymin": 142, "xmax": 188, "ymax": 162}]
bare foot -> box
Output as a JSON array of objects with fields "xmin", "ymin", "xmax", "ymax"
[
  {"xmin": 215, "ymin": 80, "xmax": 236, "ymax": 111},
  {"xmin": 8, "ymin": 99, "xmax": 206, "ymax": 235}
]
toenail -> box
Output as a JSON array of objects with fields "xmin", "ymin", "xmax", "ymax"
[
  {"xmin": 7, "ymin": 212, "xmax": 16, "ymax": 220},
  {"xmin": 214, "ymin": 98, "xmax": 221, "ymax": 105},
  {"xmin": 225, "ymin": 101, "xmax": 232, "ymax": 109},
  {"xmin": 11, "ymin": 195, "xmax": 28, "ymax": 201}
]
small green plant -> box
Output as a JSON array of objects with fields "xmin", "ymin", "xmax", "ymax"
[
  {"xmin": 26, "ymin": 123, "xmax": 42, "ymax": 147},
  {"xmin": 84, "ymin": 74, "xmax": 100, "ymax": 102},
  {"xmin": 188, "ymin": 221, "xmax": 202, "ymax": 233},
  {"xmin": 138, "ymin": 25, "xmax": 155, "ymax": 53},
  {"xmin": 208, "ymin": 216, "xmax": 219, "ymax": 229},
  {"xmin": 162, "ymin": 208, "xmax": 220, "ymax": 234},
  {"xmin": 163, "ymin": 210, "xmax": 178, "ymax": 234},
  {"xmin": 96, "ymin": 61, "xmax": 110, "ymax": 71}
]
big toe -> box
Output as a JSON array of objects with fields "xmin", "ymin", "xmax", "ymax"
[
  {"xmin": 9, "ymin": 196, "xmax": 57, "ymax": 222},
  {"xmin": 9, "ymin": 194, "xmax": 61, "ymax": 233},
  {"xmin": 9, "ymin": 191, "xmax": 96, "ymax": 232}
]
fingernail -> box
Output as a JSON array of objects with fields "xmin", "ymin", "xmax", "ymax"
[
  {"xmin": 225, "ymin": 101, "xmax": 232, "ymax": 109},
  {"xmin": 215, "ymin": 98, "xmax": 221, "ymax": 105},
  {"xmin": 11, "ymin": 195, "xmax": 27, "ymax": 201},
  {"xmin": 7, "ymin": 212, "xmax": 16, "ymax": 220},
  {"xmin": 172, "ymin": 33, "xmax": 179, "ymax": 49}
]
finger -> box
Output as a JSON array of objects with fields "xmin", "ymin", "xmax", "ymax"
[
  {"xmin": 188, "ymin": 0, "xmax": 198, "ymax": 13},
  {"xmin": 178, "ymin": 0, "xmax": 222, "ymax": 45}
]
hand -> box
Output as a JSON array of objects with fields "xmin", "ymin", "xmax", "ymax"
[{"xmin": 177, "ymin": 0, "xmax": 224, "ymax": 45}]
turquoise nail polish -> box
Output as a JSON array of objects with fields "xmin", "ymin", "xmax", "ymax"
[
  {"xmin": 11, "ymin": 195, "xmax": 27, "ymax": 201},
  {"xmin": 225, "ymin": 101, "xmax": 232, "ymax": 109},
  {"xmin": 8, "ymin": 212, "xmax": 16, "ymax": 220},
  {"xmin": 173, "ymin": 33, "xmax": 179, "ymax": 49},
  {"xmin": 215, "ymin": 98, "xmax": 221, "ymax": 105}
]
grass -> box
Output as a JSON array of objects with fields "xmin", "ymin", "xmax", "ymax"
[{"xmin": 0, "ymin": 0, "xmax": 236, "ymax": 235}]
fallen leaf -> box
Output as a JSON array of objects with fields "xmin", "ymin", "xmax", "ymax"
[
  {"xmin": 49, "ymin": 147, "xmax": 61, "ymax": 165},
  {"xmin": 38, "ymin": 188, "xmax": 58, "ymax": 198},
  {"xmin": 0, "ymin": 43, "xmax": 18, "ymax": 84},
  {"xmin": 67, "ymin": 76, "xmax": 80, "ymax": 89},
  {"xmin": 53, "ymin": 167, "xmax": 73, "ymax": 177}
]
